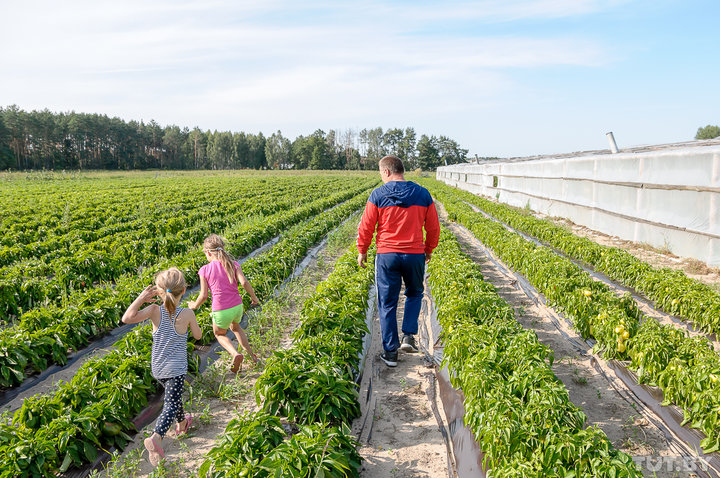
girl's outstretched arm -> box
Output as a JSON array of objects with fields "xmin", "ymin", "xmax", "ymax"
[
  {"xmin": 188, "ymin": 276, "xmax": 209, "ymax": 309},
  {"xmin": 122, "ymin": 285, "xmax": 159, "ymax": 324},
  {"xmin": 237, "ymin": 266, "xmax": 260, "ymax": 305},
  {"xmin": 187, "ymin": 311, "xmax": 202, "ymax": 340}
]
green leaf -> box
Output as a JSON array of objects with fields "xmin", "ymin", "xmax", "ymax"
[
  {"xmin": 83, "ymin": 441, "xmax": 97, "ymax": 462},
  {"xmin": 59, "ymin": 453, "xmax": 73, "ymax": 473},
  {"xmin": 198, "ymin": 460, "xmax": 211, "ymax": 477}
]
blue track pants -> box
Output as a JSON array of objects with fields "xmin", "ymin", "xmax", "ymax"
[{"xmin": 375, "ymin": 252, "xmax": 426, "ymax": 353}]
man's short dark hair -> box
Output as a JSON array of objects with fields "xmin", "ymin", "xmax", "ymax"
[{"xmin": 379, "ymin": 155, "xmax": 404, "ymax": 175}]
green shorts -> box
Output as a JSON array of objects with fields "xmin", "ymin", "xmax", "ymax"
[{"xmin": 211, "ymin": 303, "xmax": 244, "ymax": 329}]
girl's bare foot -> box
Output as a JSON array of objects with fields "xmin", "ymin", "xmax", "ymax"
[{"xmin": 231, "ymin": 353, "xmax": 243, "ymax": 373}]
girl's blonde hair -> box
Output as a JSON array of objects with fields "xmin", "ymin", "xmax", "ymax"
[
  {"xmin": 203, "ymin": 234, "xmax": 237, "ymax": 284},
  {"xmin": 156, "ymin": 267, "xmax": 186, "ymax": 317}
]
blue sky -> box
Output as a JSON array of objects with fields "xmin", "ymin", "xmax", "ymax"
[{"xmin": 1, "ymin": 0, "xmax": 718, "ymax": 158}]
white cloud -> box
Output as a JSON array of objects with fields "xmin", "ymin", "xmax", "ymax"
[
  {"xmin": 0, "ymin": 0, "xmax": 632, "ymax": 156},
  {"xmin": 392, "ymin": 0, "xmax": 633, "ymax": 22}
]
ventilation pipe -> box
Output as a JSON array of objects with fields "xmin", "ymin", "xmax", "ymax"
[{"xmin": 606, "ymin": 132, "xmax": 619, "ymax": 153}]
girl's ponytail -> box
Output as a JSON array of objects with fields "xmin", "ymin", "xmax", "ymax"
[
  {"xmin": 203, "ymin": 234, "xmax": 237, "ymax": 284},
  {"xmin": 164, "ymin": 290, "xmax": 179, "ymax": 317},
  {"xmin": 217, "ymin": 248, "xmax": 237, "ymax": 284},
  {"xmin": 156, "ymin": 268, "xmax": 186, "ymax": 317}
]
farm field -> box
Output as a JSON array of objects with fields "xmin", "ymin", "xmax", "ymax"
[{"xmin": 1, "ymin": 170, "xmax": 717, "ymax": 477}]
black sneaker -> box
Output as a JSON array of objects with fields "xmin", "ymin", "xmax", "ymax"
[
  {"xmin": 380, "ymin": 350, "xmax": 398, "ymax": 367},
  {"xmin": 400, "ymin": 334, "xmax": 418, "ymax": 353}
]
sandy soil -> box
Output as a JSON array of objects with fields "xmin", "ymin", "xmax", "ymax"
[
  {"xmin": 353, "ymin": 292, "xmax": 450, "ymax": 478},
  {"xmin": 116, "ymin": 362, "xmax": 263, "ymax": 477},
  {"xmin": 436, "ymin": 201, "xmax": 700, "ymax": 478}
]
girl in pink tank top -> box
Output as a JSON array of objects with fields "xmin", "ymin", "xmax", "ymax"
[{"xmin": 188, "ymin": 234, "xmax": 260, "ymax": 373}]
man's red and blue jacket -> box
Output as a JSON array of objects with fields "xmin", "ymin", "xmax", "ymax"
[{"xmin": 357, "ymin": 180, "xmax": 440, "ymax": 255}]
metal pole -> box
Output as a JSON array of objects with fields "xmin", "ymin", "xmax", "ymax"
[{"xmin": 606, "ymin": 132, "xmax": 619, "ymax": 153}]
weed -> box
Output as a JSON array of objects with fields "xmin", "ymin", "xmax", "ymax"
[
  {"xmin": 659, "ymin": 238, "xmax": 674, "ymax": 256},
  {"xmin": 558, "ymin": 355, "xmax": 574, "ymax": 365},
  {"xmin": 681, "ymin": 257, "xmax": 717, "ymax": 275},
  {"xmin": 571, "ymin": 368, "xmax": 588, "ymax": 385},
  {"xmin": 374, "ymin": 404, "xmax": 384, "ymax": 422},
  {"xmin": 149, "ymin": 458, "xmax": 185, "ymax": 478},
  {"xmin": 217, "ymin": 373, "xmax": 253, "ymax": 402},
  {"xmin": 88, "ymin": 447, "xmax": 144, "ymax": 478}
]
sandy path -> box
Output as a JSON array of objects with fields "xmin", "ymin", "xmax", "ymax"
[
  {"xmin": 354, "ymin": 291, "xmax": 450, "ymax": 478},
  {"xmin": 436, "ymin": 201, "xmax": 700, "ymax": 478}
]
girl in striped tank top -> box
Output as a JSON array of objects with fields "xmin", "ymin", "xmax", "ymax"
[{"xmin": 122, "ymin": 267, "xmax": 201, "ymax": 467}]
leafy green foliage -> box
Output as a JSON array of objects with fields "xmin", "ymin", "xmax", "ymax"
[
  {"xmin": 696, "ymin": 124, "xmax": 720, "ymax": 140},
  {"xmin": 0, "ymin": 179, "xmax": 378, "ymax": 477},
  {"xmin": 435, "ymin": 179, "xmax": 720, "ymax": 337},
  {"xmin": 256, "ymin": 423, "xmax": 361, "ymax": 478},
  {"xmin": 256, "ymin": 351, "xmax": 360, "ymax": 425},
  {"xmin": 198, "ymin": 411, "xmax": 286, "ymax": 477},
  {"xmin": 0, "ymin": 177, "xmax": 377, "ymax": 388},
  {"xmin": 424, "ymin": 177, "xmax": 720, "ymax": 455},
  {"xmin": 428, "ymin": 227, "xmax": 641, "ymax": 476}
]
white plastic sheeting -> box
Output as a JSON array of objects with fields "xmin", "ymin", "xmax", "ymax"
[{"xmin": 437, "ymin": 144, "xmax": 720, "ymax": 266}]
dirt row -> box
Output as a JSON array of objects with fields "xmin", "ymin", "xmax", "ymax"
[{"xmin": 354, "ymin": 290, "xmax": 449, "ymax": 478}]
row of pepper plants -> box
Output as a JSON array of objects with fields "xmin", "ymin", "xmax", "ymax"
[
  {"xmin": 422, "ymin": 178, "xmax": 720, "ymax": 455},
  {"xmin": 0, "ymin": 176, "xmax": 350, "ymax": 319},
  {"xmin": 1, "ymin": 185, "xmax": 225, "ymax": 264},
  {"xmin": 199, "ymin": 244, "xmax": 374, "ymax": 477},
  {"xmin": 446, "ymin": 182, "xmax": 720, "ymax": 336},
  {"xmin": 0, "ymin": 174, "xmax": 340, "ymax": 255},
  {"xmin": 0, "ymin": 185, "xmax": 375, "ymax": 477},
  {"xmin": 429, "ymin": 226, "xmax": 641, "ymax": 476},
  {"xmin": 0, "ymin": 176, "xmax": 149, "ymax": 247},
  {"xmin": 0, "ymin": 194, "xmax": 260, "ymax": 318},
  {"xmin": 0, "ymin": 177, "xmax": 253, "ymax": 262},
  {"xmin": 0, "ymin": 181, "xmax": 319, "ymax": 316},
  {"xmin": 0, "ymin": 179, "xmax": 377, "ymax": 389}
]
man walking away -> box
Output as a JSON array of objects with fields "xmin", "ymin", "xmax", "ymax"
[{"xmin": 357, "ymin": 155, "xmax": 440, "ymax": 367}]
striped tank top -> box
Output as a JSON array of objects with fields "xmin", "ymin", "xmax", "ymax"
[{"xmin": 151, "ymin": 306, "xmax": 188, "ymax": 379}]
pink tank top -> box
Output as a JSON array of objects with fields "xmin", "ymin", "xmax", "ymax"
[{"xmin": 198, "ymin": 260, "xmax": 243, "ymax": 311}]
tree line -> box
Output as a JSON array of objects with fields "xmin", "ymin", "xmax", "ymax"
[
  {"xmin": 0, "ymin": 106, "xmax": 468, "ymax": 171},
  {"xmin": 696, "ymin": 125, "xmax": 720, "ymax": 140}
]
